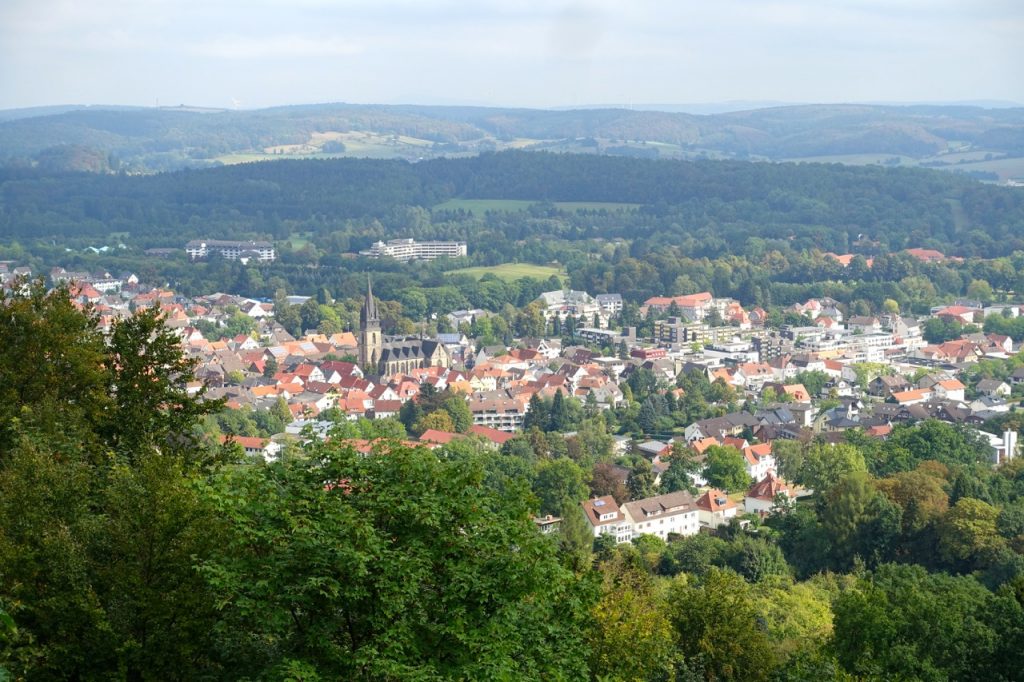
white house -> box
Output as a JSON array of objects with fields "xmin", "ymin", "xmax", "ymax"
[
  {"xmin": 695, "ymin": 489, "xmax": 739, "ymax": 529},
  {"xmin": 581, "ymin": 495, "xmax": 631, "ymax": 543},
  {"xmin": 621, "ymin": 490, "xmax": 700, "ymax": 541}
]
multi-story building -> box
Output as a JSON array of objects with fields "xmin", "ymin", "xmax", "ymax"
[
  {"xmin": 468, "ymin": 390, "xmax": 529, "ymax": 432},
  {"xmin": 583, "ymin": 491, "xmax": 701, "ymax": 543},
  {"xmin": 537, "ymin": 289, "xmax": 606, "ymax": 327},
  {"xmin": 582, "ymin": 496, "xmax": 633, "ymax": 543},
  {"xmin": 622, "ymin": 491, "xmax": 701, "ymax": 541},
  {"xmin": 360, "ymin": 238, "xmax": 467, "ymax": 261},
  {"xmin": 185, "ymin": 240, "xmax": 276, "ymax": 262},
  {"xmin": 595, "ymin": 293, "xmax": 624, "ymax": 316}
]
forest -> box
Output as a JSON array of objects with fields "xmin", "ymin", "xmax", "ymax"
[
  {"xmin": 2, "ymin": 151, "xmax": 1024, "ymax": 328},
  {"xmin": 3, "ymin": 274, "xmax": 1024, "ymax": 681}
]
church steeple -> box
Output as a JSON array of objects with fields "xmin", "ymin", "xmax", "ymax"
[
  {"xmin": 359, "ymin": 275, "xmax": 382, "ymax": 371},
  {"xmin": 360, "ymin": 274, "xmax": 379, "ymax": 327}
]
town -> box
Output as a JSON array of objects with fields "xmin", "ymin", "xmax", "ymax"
[{"xmin": 9, "ymin": 247, "xmax": 1021, "ymax": 547}]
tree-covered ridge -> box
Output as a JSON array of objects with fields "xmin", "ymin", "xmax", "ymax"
[{"xmin": 3, "ymin": 151, "xmax": 1023, "ymax": 254}]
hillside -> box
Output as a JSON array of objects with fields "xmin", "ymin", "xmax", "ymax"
[{"xmin": 1, "ymin": 102, "xmax": 1023, "ymax": 180}]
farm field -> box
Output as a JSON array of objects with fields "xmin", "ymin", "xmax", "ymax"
[{"xmin": 446, "ymin": 262, "xmax": 565, "ymax": 282}]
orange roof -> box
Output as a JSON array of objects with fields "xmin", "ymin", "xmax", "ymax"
[
  {"xmin": 220, "ymin": 434, "xmax": 268, "ymax": 450},
  {"xmin": 892, "ymin": 389, "xmax": 929, "ymax": 403},
  {"xmin": 418, "ymin": 429, "xmax": 459, "ymax": 445},
  {"xmin": 691, "ymin": 437, "xmax": 720, "ymax": 455},
  {"xmin": 746, "ymin": 472, "xmax": 794, "ymax": 500},
  {"xmin": 696, "ymin": 489, "xmax": 738, "ymax": 513}
]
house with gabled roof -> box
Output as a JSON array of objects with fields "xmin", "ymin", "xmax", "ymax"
[
  {"xmin": 695, "ymin": 489, "xmax": 739, "ymax": 529},
  {"xmin": 581, "ymin": 496, "xmax": 630, "ymax": 542},
  {"xmin": 621, "ymin": 490, "xmax": 700, "ymax": 541},
  {"xmin": 744, "ymin": 472, "xmax": 796, "ymax": 515}
]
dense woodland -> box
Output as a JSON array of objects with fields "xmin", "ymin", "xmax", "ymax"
[{"xmin": 2, "ymin": 281, "xmax": 1024, "ymax": 681}]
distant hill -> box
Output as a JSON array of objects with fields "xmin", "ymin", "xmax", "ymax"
[{"xmin": 1, "ymin": 102, "xmax": 1022, "ymax": 179}]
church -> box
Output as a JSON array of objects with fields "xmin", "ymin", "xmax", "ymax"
[{"xmin": 359, "ymin": 277, "xmax": 452, "ymax": 376}]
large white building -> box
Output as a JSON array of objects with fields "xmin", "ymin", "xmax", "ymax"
[
  {"xmin": 360, "ymin": 238, "xmax": 467, "ymax": 262},
  {"xmin": 185, "ymin": 240, "xmax": 276, "ymax": 263},
  {"xmin": 582, "ymin": 490, "xmax": 700, "ymax": 543},
  {"xmin": 537, "ymin": 289, "xmax": 607, "ymax": 328}
]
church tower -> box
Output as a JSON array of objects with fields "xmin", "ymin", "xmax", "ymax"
[{"xmin": 359, "ymin": 275, "xmax": 382, "ymax": 372}]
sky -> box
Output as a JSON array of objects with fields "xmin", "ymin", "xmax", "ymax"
[{"xmin": 0, "ymin": 0, "xmax": 1021, "ymax": 111}]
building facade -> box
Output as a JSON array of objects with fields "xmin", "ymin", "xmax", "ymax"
[
  {"xmin": 360, "ymin": 239, "xmax": 467, "ymax": 262},
  {"xmin": 185, "ymin": 240, "xmax": 276, "ymax": 262}
]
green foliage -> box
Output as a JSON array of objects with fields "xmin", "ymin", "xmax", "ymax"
[
  {"xmin": 534, "ymin": 458, "xmax": 589, "ymax": 516},
  {"xmin": 198, "ymin": 441, "xmax": 593, "ymax": 680},
  {"xmin": 588, "ymin": 553, "xmax": 680, "ymax": 681},
  {"xmin": 104, "ymin": 304, "xmax": 224, "ymax": 461},
  {"xmin": 668, "ymin": 568, "xmax": 775, "ymax": 681},
  {"xmin": 413, "ymin": 409, "xmax": 455, "ymax": 436},
  {"xmin": 796, "ymin": 443, "xmax": 866, "ymax": 494},
  {"xmin": 702, "ymin": 445, "xmax": 752, "ymax": 493},
  {"xmin": 0, "ymin": 279, "xmax": 109, "ymax": 457},
  {"xmin": 832, "ymin": 564, "xmax": 1017, "ymax": 681},
  {"xmin": 660, "ymin": 444, "xmax": 700, "ymax": 494}
]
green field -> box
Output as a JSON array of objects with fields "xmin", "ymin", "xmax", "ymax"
[
  {"xmin": 447, "ymin": 263, "xmax": 566, "ymax": 282},
  {"xmin": 434, "ymin": 198, "xmax": 640, "ymax": 214}
]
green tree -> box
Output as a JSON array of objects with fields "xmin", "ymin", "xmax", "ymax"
[
  {"xmin": 413, "ymin": 410, "xmax": 456, "ymax": 435},
  {"xmin": 199, "ymin": 441, "xmax": 592, "ymax": 679},
  {"xmin": 0, "ymin": 279, "xmax": 109, "ymax": 457},
  {"xmin": 799, "ymin": 443, "xmax": 866, "ymax": 494},
  {"xmin": 832, "ymin": 564, "xmax": 1001, "ymax": 681},
  {"xmin": 668, "ymin": 568, "xmax": 775, "ymax": 681},
  {"xmin": 938, "ymin": 497, "xmax": 1005, "ymax": 569},
  {"xmin": 299, "ymin": 298, "xmax": 321, "ymax": 332},
  {"xmin": 703, "ymin": 445, "xmax": 753, "ymax": 493},
  {"xmin": 441, "ymin": 395, "xmax": 473, "ymax": 433},
  {"xmin": 588, "ymin": 553, "xmax": 679, "ymax": 681},
  {"xmin": 534, "ymin": 458, "xmax": 589, "ymax": 516},
  {"xmin": 660, "ymin": 443, "xmax": 700, "ymax": 494},
  {"xmin": 103, "ymin": 305, "xmax": 224, "ymax": 461},
  {"xmin": 626, "ymin": 458, "xmax": 658, "ymax": 500}
]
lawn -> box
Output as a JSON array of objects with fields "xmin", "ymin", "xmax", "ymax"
[
  {"xmin": 447, "ymin": 263, "xmax": 566, "ymax": 283},
  {"xmin": 434, "ymin": 198, "xmax": 640, "ymax": 214}
]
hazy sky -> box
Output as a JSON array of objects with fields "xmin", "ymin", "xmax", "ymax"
[{"xmin": 1, "ymin": 0, "xmax": 1021, "ymax": 110}]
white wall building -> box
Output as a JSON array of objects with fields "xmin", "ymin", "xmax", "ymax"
[
  {"xmin": 360, "ymin": 238, "xmax": 467, "ymax": 261},
  {"xmin": 185, "ymin": 240, "xmax": 276, "ymax": 262}
]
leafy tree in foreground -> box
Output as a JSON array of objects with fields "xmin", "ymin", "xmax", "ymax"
[
  {"xmin": 198, "ymin": 441, "xmax": 593, "ymax": 680},
  {"xmin": 832, "ymin": 563, "xmax": 1019, "ymax": 681},
  {"xmin": 0, "ymin": 282, "xmax": 226, "ymax": 680},
  {"xmin": 668, "ymin": 568, "xmax": 775, "ymax": 681}
]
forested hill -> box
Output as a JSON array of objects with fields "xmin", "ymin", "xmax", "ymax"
[
  {"xmin": 3, "ymin": 151, "xmax": 1024, "ymax": 257},
  {"xmin": 1, "ymin": 101, "xmax": 1022, "ymax": 176}
]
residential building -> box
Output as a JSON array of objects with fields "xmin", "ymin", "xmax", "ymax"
[
  {"xmin": 359, "ymin": 238, "xmax": 467, "ymax": 261},
  {"xmin": 621, "ymin": 490, "xmax": 700, "ymax": 541},
  {"xmin": 582, "ymin": 496, "xmax": 631, "ymax": 542},
  {"xmin": 744, "ymin": 472, "xmax": 796, "ymax": 514},
  {"xmin": 185, "ymin": 240, "xmax": 276, "ymax": 262},
  {"xmin": 695, "ymin": 489, "xmax": 739, "ymax": 529}
]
